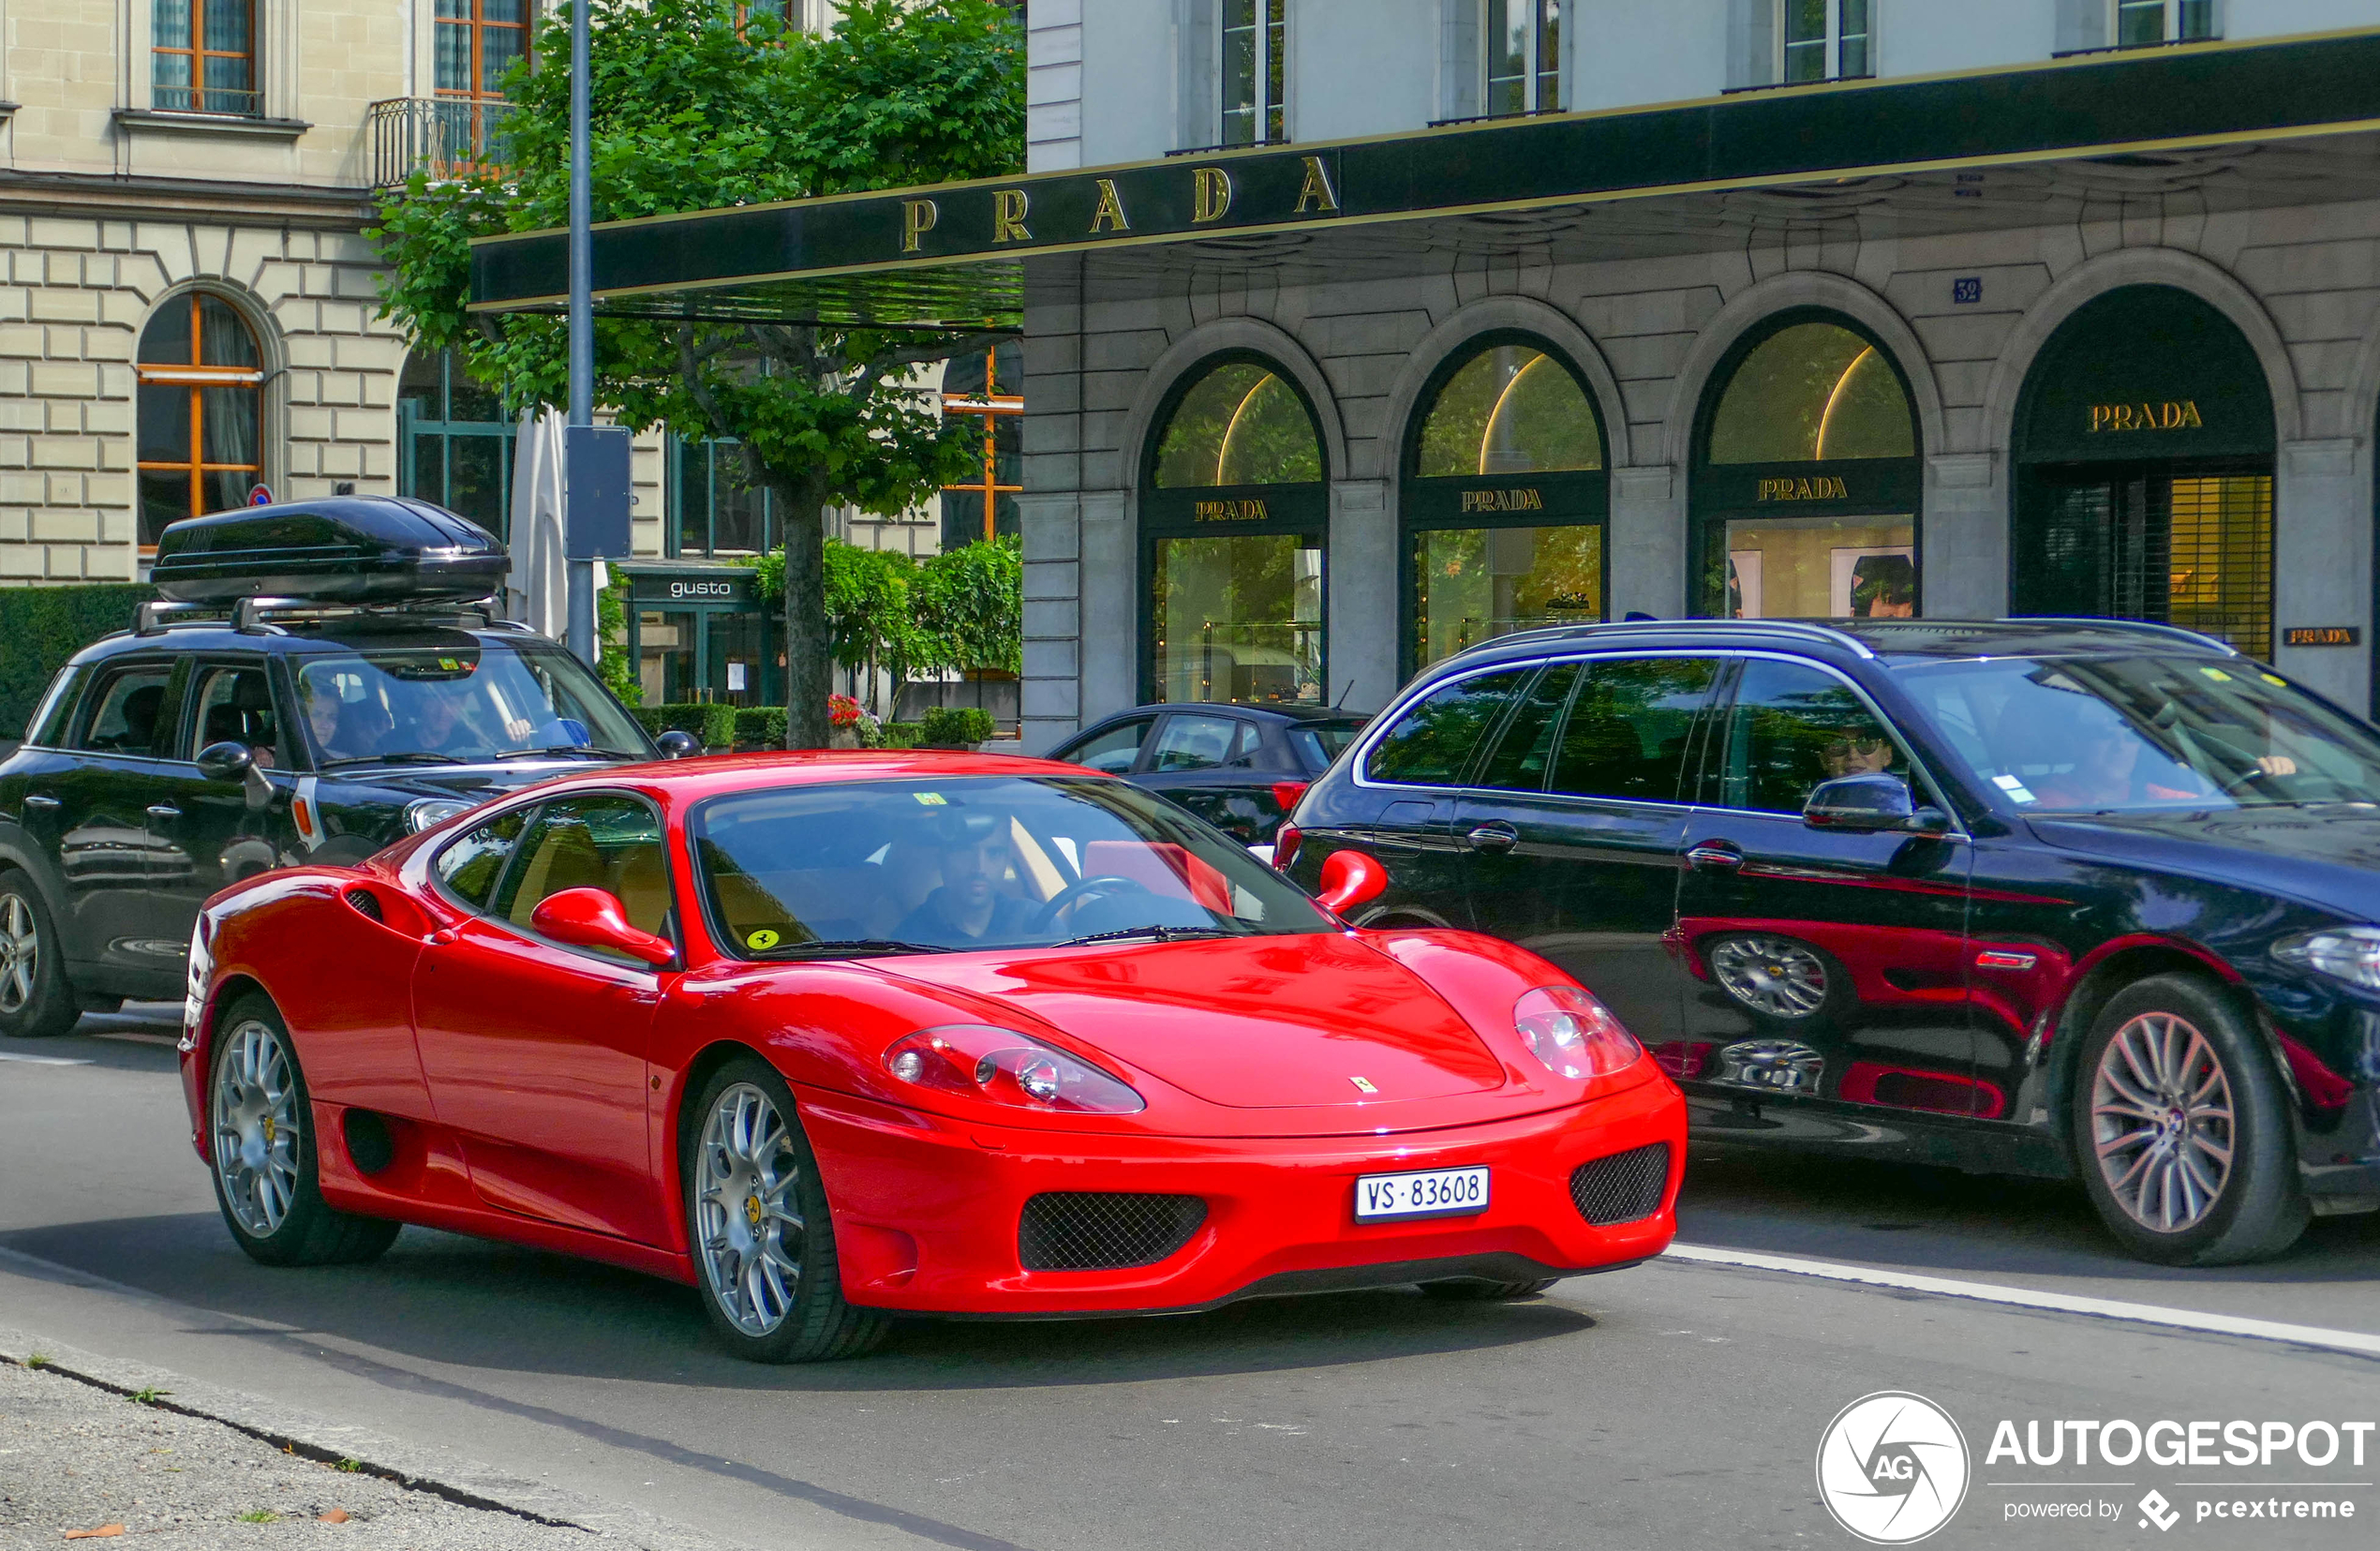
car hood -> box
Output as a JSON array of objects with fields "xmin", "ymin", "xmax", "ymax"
[
  {"xmin": 318, "ymin": 758, "xmax": 619, "ymax": 802},
  {"xmin": 2026, "ymin": 804, "xmax": 2380, "ymax": 915},
  {"xmin": 879, "ymin": 932, "xmax": 1510, "ymax": 1109}
]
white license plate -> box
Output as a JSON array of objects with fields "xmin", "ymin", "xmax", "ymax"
[{"xmin": 1353, "ymin": 1165, "xmax": 1490, "ymax": 1221}]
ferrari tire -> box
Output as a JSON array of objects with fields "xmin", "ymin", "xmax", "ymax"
[
  {"xmin": 208, "ymin": 995, "xmax": 400, "ymax": 1268},
  {"xmin": 1420, "ymin": 1277, "xmax": 1560, "ymax": 1301},
  {"xmin": 2072, "ymin": 974, "xmax": 2308, "ymax": 1266},
  {"xmin": 683, "ymin": 1058, "xmax": 888, "ymax": 1364},
  {"xmin": 0, "ymin": 871, "xmax": 79, "ymax": 1040}
]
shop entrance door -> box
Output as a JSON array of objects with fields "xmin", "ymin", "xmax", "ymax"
[
  {"xmin": 636, "ymin": 608, "xmax": 698, "ymax": 705},
  {"xmin": 2012, "ymin": 465, "xmax": 2274, "ymax": 659}
]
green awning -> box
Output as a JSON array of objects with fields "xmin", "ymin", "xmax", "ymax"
[{"xmin": 469, "ymin": 28, "xmax": 2380, "ymax": 328}]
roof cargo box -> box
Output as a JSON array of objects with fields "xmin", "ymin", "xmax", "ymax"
[{"xmin": 152, "ymin": 497, "xmax": 510, "ymax": 604}]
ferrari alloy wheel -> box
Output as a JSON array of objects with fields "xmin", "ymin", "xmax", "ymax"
[
  {"xmin": 205, "ymin": 995, "xmax": 400, "ymax": 1268},
  {"xmin": 215, "ymin": 1016, "xmax": 303, "ymax": 1237},
  {"xmin": 2072, "ymin": 975, "xmax": 2307, "ymax": 1266},
  {"xmin": 683, "ymin": 1059, "xmax": 888, "ymax": 1363},
  {"xmin": 694, "ymin": 1081, "xmax": 809, "ymax": 1336},
  {"xmin": 0, "ymin": 873, "xmax": 76, "ymax": 1039},
  {"xmin": 1706, "ymin": 933, "xmax": 1833, "ymax": 1021}
]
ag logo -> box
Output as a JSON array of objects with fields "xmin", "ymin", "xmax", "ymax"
[{"xmin": 1815, "ymin": 1391, "xmax": 1971, "ymax": 1544}]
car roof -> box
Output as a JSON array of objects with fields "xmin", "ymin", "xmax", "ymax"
[
  {"xmin": 1423, "ymin": 616, "xmax": 2236, "ymax": 679},
  {"xmin": 495, "ymin": 749, "xmax": 1107, "ymax": 805},
  {"xmin": 1076, "ymin": 702, "xmax": 1366, "ymax": 733},
  {"xmin": 68, "ymin": 618, "xmax": 560, "ymax": 663}
]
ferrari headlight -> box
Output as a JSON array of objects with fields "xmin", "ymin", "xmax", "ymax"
[
  {"xmin": 1513, "ymin": 985, "xmax": 1642, "ymax": 1081},
  {"xmin": 883, "ymin": 1025, "xmax": 1145, "ymax": 1114},
  {"xmin": 405, "ymin": 798, "xmax": 474, "ymax": 834},
  {"xmin": 2272, "ymin": 926, "xmax": 2380, "ymax": 990}
]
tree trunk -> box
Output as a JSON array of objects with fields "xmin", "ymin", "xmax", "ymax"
[{"xmin": 777, "ymin": 479, "xmax": 832, "ymax": 750}]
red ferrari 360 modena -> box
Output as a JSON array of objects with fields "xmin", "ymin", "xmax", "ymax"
[{"xmin": 179, "ymin": 752, "xmax": 1684, "ymax": 1362}]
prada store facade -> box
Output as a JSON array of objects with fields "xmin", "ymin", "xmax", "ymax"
[{"xmin": 466, "ymin": 29, "xmax": 2380, "ymax": 748}]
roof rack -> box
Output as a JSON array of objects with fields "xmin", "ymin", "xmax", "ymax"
[
  {"xmin": 1994, "ymin": 617, "xmax": 2239, "ymax": 656},
  {"xmin": 1470, "ymin": 618, "xmax": 1878, "ymax": 661},
  {"xmin": 132, "ymin": 593, "xmax": 510, "ymax": 637}
]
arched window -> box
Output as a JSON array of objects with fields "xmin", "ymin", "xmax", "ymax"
[
  {"xmin": 1142, "ymin": 356, "xmax": 1327, "ymax": 706},
  {"xmin": 2011, "ymin": 285, "xmax": 2274, "ymax": 659},
  {"xmin": 1405, "ymin": 338, "xmax": 1607, "ymax": 671},
  {"xmin": 137, "ymin": 292, "xmax": 262, "ymax": 549},
  {"xmin": 1691, "ymin": 314, "xmax": 1920, "ymax": 620},
  {"xmin": 398, "ymin": 349, "xmax": 516, "ymax": 539},
  {"xmin": 939, "ymin": 340, "xmax": 1022, "ymax": 549}
]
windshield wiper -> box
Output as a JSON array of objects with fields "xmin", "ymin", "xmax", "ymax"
[
  {"xmin": 751, "ymin": 938, "xmax": 948, "ymax": 960},
  {"xmin": 525, "ymin": 745, "xmax": 625, "ymax": 760},
  {"xmin": 320, "ymin": 752, "xmax": 464, "ymax": 768},
  {"xmin": 1047, "ymin": 924, "xmax": 1239, "ymax": 948}
]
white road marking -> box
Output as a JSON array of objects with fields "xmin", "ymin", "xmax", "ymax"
[
  {"xmin": 1662, "ymin": 1243, "xmax": 2380, "ymax": 1358},
  {"xmin": 0, "ymin": 1051, "xmax": 92, "ymax": 1066}
]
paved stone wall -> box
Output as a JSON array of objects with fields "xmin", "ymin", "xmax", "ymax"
[{"xmin": 1019, "ymin": 202, "xmax": 2380, "ymax": 749}]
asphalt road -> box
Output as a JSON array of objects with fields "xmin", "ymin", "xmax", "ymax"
[{"xmin": 5, "ymin": 1008, "xmax": 2376, "ymax": 1551}]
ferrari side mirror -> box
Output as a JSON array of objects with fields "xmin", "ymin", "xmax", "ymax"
[
  {"xmin": 530, "ymin": 887, "xmax": 677, "ymax": 968},
  {"xmin": 1315, "ymin": 849, "xmax": 1389, "ymax": 917}
]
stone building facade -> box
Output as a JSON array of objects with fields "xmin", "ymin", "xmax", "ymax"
[{"xmin": 1003, "ymin": 1, "xmax": 2380, "ymax": 749}]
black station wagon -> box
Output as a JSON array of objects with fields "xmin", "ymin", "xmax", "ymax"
[
  {"xmin": 0, "ymin": 499, "xmax": 677, "ymax": 1039},
  {"xmin": 1279, "ymin": 617, "xmax": 2380, "ymax": 1265},
  {"xmin": 1048, "ymin": 700, "xmax": 1367, "ymax": 848}
]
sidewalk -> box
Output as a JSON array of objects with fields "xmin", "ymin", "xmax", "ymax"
[{"xmin": 0, "ymin": 1354, "xmax": 597, "ymax": 1549}]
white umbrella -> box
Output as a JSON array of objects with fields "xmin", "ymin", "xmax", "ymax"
[{"xmin": 506, "ymin": 407, "xmax": 569, "ymax": 640}]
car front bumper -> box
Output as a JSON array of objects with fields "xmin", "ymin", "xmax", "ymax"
[{"xmin": 797, "ymin": 1066, "xmax": 1685, "ymax": 1316}]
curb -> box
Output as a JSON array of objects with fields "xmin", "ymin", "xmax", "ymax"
[{"xmin": 0, "ymin": 1323, "xmax": 756, "ymax": 1551}]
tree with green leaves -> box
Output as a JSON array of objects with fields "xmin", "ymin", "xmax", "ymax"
[{"xmin": 371, "ymin": 0, "xmax": 1023, "ymax": 747}]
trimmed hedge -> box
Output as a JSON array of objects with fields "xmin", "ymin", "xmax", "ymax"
[
  {"xmin": 921, "ymin": 706, "xmax": 995, "ymax": 748},
  {"xmin": 734, "ymin": 706, "xmax": 788, "ymax": 751},
  {"xmin": 880, "ymin": 721, "xmax": 927, "ymax": 750},
  {"xmin": 632, "ymin": 702, "xmax": 736, "ymax": 750},
  {"xmin": 0, "ymin": 584, "xmax": 156, "ymax": 738}
]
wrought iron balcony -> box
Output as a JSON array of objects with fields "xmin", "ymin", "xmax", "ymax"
[{"xmin": 368, "ymin": 97, "xmax": 517, "ymax": 189}]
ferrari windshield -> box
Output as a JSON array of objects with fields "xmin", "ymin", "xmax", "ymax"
[
  {"xmin": 292, "ymin": 638, "xmax": 650, "ymax": 767},
  {"xmin": 691, "ymin": 776, "xmax": 1336, "ymax": 957},
  {"xmin": 1894, "ymin": 653, "xmax": 2380, "ymax": 814}
]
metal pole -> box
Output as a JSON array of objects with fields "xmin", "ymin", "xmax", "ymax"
[{"xmin": 564, "ymin": 0, "xmax": 596, "ymax": 664}]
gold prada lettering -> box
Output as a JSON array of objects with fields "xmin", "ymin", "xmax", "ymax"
[
  {"xmin": 1193, "ymin": 499, "xmax": 1270, "ymax": 522},
  {"xmin": 1755, "ymin": 476, "xmax": 1850, "ymax": 502},
  {"xmin": 1089, "ymin": 178, "xmax": 1131, "ymax": 234},
  {"xmin": 1192, "ymin": 166, "xmax": 1234, "ymax": 223},
  {"xmin": 900, "ymin": 199, "xmax": 939, "ymax": 254},
  {"xmin": 1458, "ymin": 488, "xmax": 1545, "ymax": 514},
  {"xmin": 2088, "ymin": 400, "xmax": 2205, "ymax": 433},
  {"xmin": 992, "ymin": 188, "xmax": 1032, "ymax": 244},
  {"xmin": 1292, "ymin": 156, "xmax": 1339, "ymax": 215}
]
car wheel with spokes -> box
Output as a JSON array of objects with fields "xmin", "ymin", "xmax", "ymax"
[
  {"xmin": 208, "ymin": 995, "xmax": 401, "ymax": 1267},
  {"xmin": 684, "ymin": 1058, "xmax": 888, "ymax": 1363},
  {"xmin": 0, "ymin": 872, "xmax": 78, "ymax": 1039},
  {"xmin": 2073, "ymin": 974, "xmax": 2308, "ymax": 1265},
  {"xmin": 1703, "ymin": 932, "xmax": 1850, "ymax": 1024}
]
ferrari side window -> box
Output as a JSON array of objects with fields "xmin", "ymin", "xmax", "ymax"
[
  {"xmin": 1363, "ymin": 668, "xmax": 1532, "ymax": 786},
  {"xmin": 499, "ymin": 795, "xmax": 673, "ymax": 953},
  {"xmin": 436, "ymin": 806, "xmax": 534, "ymax": 911}
]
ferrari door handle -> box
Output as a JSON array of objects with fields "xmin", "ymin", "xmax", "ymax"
[
  {"xmin": 146, "ymin": 803, "xmax": 182, "ymax": 821},
  {"xmin": 22, "ymin": 795, "xmax": 59, "ymax": 812},
  {"xmin": 1686, "ymin": 841, "xmax": 1745, "ymax": 872},
  {"xmin": 1465, "ymin": 821, "xmax": 1519, "ymax": 853}
]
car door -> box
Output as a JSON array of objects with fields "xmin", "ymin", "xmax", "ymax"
[
  {"xmin": 144, "ymin": 657, "xmax": 301, "ymax": 948},
  {"xmin": 30, "ymin": 655, "xmax": 188, "ymax": 987},
  {"xmin": 1458, "ymin": 655, "xmax": 1718, "ymax": 1047},
  {"xmin": 1139, "ymin": 711, "xmax": 1275, "ymax": 843},
  {"xmin": 410, "ymin": 791, "xmax": 674, "ymax": 1245},
  {"xmin": 1673, "ymin": 656, "xmax": 1978, "ymax": 1121}
]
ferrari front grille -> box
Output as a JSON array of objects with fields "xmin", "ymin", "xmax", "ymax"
[
  {"xmin": 1569, "ymin": 1141, "xmax": 1671, "ymax": 1227},
  {"xmin": 1018, "ymin": 1192, "xmax": 1207, "ymax": 1272}
]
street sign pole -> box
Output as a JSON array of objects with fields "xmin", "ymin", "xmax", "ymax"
[{"xmin": 564, "ymin": 0, "xmax": 596, "ymax": 666}]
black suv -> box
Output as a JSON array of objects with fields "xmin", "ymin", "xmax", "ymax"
[
  {"xmin": 1048, "ymin": 701, "xmax": 1367, "ymax": 848},
  {"xmin": 0, "ymin": 506, "xmax": 670, "ymax": 1039},
  {"xmin": 1280, "ymin": 618, "xmax": 2380, "ymax": 1264}
]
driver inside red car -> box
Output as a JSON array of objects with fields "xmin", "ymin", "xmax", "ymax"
[{"xmin": 897, "ymin": 808, "xmax": 1034, "ymax": 946}]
